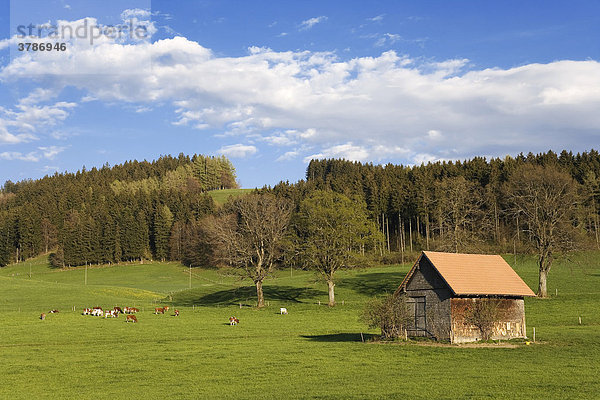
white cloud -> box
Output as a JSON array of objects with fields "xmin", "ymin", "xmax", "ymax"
[
  {"xmin": 375, "ymin": 33, "xmax": 402, "ymax": 47},
  {"xmin": 38, "ymin": 146, "xmax": 67, "ymax": 160},
  {"xmin": 0, "ymin": 146, "xmax": 66, "ymax": 162},
  {"xmin": 2, "ymin": 25, "xmax": 600, "ymax": 166},
  {"xmin": 0, "ymin": 151, "xmax": 40, "ymax": 162},
  {"xmin": 304, "ymin": 143, "xmax": 370, "ymax": 163},
  {"xmin": 217, "ymin": 144, "xmax": 258, "ymax": 158},
  {"xmin": 368, "ymin": 15, "xmax": 385, "ymax": 23},
  {"xmin": 300, "ymin": 16, "xmax": 328, "ymax": 30},
  {"xmin": 121, "ymin": 9, "xmax": 151, "ymax": 20},
  {"xmin": 276, "ymin": 150, "xmax": 299, "ymax": 162}
]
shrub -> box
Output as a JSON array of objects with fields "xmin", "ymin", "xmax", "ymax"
[
  {"xmin": 464, "ymin": 299, "xmax": 500, "ymax": 341},
  {"xmin": 361, "ymin": 293, "xmax": 412, "ymax": 339}
]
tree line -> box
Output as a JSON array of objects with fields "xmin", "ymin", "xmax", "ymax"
[
  {"xmin": 1, "ymin": 149, "xmax": 599, "ymax": 302},
  {"xmin": 0, "ymin": 154, "xmax": 237, "ymax": 267}
]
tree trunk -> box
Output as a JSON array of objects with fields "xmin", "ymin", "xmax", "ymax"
[
  {"xmin": 327, "ymin": 280, "xmax": 336, "ymax": 307},
  {"xmin": 538, "ymin": 268, "xmax": 548, "ymax": 298},
  {"xmin": 256, "ymin": 280, "xmax": 265, "ymax": 308}
]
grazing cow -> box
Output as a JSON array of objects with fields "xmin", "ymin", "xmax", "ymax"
[
  {"xmin": 82, "ymin": 308, "xmax": 92, "ymax": 315},
  {"xmin": 113, "ymin": 307, "xmax": 123, "ymax": 314},
  {"xmin": 229, "ymin": 317, "xmax": 239, "ymax": 326},
  {"xmin": 91, "ymin": 308, "xmax": 104, "ymax": 316},
  {"xmin": 40, "ymin": 313, "xmax": 46, "ymax": 320},
  {"xmin": 130, "ymin": 307, "xmax": 139, "ymax": 313},
  {"xmin": 280, "ymin": 308, "xmax": 288, "ymax": 315},
  {"xmin": 154, "ymin": 307, "xmax": 166, "ymax": 314},
  {"xmin": 174, "ymin": 309, "xmax": 179, "ymax": 317},
  {"xmin": 49, "ymin": 309, "xmax": 59, "ymax": 314},
  {"xmin": 104, "ymin": 309, "xmax": 117, "ymax": 318},
  {"xmin": 126, "ymin": 315, "xmax": 138, "ymax": 323}
]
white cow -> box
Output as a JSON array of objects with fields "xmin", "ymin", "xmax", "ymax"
[
  {"xmin": 280, "ymin": 308, "xmax": 288, "ymax": 315},
  {"xmin": 91, "ymin": 308, "xmax": 103, "ymax": 316}
]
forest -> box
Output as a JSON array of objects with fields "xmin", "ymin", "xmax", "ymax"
[
  {"xmin": 0, "ymin": 154, "xmax": 236, "ymax": 267},
  {"xmin": 1, "ymin": 149, "xmax": 599, "ymax": 274}
]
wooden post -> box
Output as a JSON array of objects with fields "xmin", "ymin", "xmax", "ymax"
[
  {"xmin": 578, "ymin": 316, "xmax": 582, "ymax": 325},
  {"xmin": 555, "ymin": 288, "xmax": 558, "ymax": 296},
  {"xmin": 533, "ymin": 327, "xmax": 536, "ymax": 342},
  {"xmin": 360, "ymin": 332, "xmax": 364, "ymax": 343}
]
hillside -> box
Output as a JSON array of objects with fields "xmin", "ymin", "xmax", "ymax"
[
  {"xmin": 0, "ymin": 154, "xmax": 238, "ymax": 267},
  {"xmin": 0, "ymin": 253, "xmax": 599, "ymax": 399}
]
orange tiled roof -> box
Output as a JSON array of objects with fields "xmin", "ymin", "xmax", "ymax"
[{"xmin": 404, "ymin": 251, "xmax": 535, "ymax": 297}]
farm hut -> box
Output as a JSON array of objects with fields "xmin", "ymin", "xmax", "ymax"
[{"xmin": 395, "ymin": 251, "xmax": 535, "ymax": 343}]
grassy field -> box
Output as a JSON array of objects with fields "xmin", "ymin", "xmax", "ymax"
[
  {"xmin": 1, "ymin": 253, "xmax": 599, "ymax": 399},
  {"xmin": 208, "ymin": 188, "xmax": 255, "ymax": 205}
]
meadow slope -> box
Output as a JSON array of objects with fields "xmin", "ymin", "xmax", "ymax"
[{"xmin": 0, "ymin": 253, "xmax": 599, "ymax": 399}]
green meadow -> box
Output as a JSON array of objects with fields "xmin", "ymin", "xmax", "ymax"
[{"xmin": 0, "ymin": 253, "xmax": 599, "ymax": 399}]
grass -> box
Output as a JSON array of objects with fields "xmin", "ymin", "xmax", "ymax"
[
  {"xmin": 208, "ymin": 188, "xmax": 255, "ymax": 205},
  {"xmin": 0, "ymin": 253, "xmax": 599, "ymax": 399}
]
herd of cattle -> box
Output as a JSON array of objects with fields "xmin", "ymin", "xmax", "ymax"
[{"xmin": 39, "ymin": 306, "xmax": 245, "ymax": 325}]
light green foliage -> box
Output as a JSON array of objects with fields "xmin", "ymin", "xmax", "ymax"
[
  {"xmin": 293, "ymin": 190, "xmax": 382, "ymax": 305},
  {"xmin": 0, "ymin": 253, "xmax": 599, "ymax": 399}
]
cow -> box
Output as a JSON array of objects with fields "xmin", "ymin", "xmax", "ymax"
[
  {"xmin": 40, "ymin": 313, "xmax": 46, "ymax": 320},
  {"xmin": 129, "ymin": 307, "xmax": 139, "ymax": 313},
  {"xmin": 163, "ymin": 306, "xmax": 170, "ymax": 313},
  {"xmin": 280, "ymin": 308, "xmax": 288, "ymax": 315},
  {"xmin": 49, "ymin": 309, "xmax": 59, "ymax": 314},
  {"xmin": 154, "ymin": 307, "xmax": 169, "ymax": 314},
  {"xmin": 104, "ymin": 309, "xmax": 117, "ymax": 318},
  {"xmin": 126, "ymin": 315, "xmax": 138, "ymax": 323},
  {"xmin": 174, "ymin": 309, "xmax": 179, "ymax": 317},
  {"xmin": 82, "ymin": 308, "xmax": 92, "ymax": 315},
  {"xmin": 229, "ymin": 317, "xmax": 239, "ymax": 326},
  {"xmin": 113, "ymin": 307, "xmax": 123, "ymax": 314},
  {"xmin": 91, "ymin": 308, "xmax": 104, "ymax": 317}
]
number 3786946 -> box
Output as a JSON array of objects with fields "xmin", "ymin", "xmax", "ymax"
[{"xmin": 18, "ymin": 42, "xmax": 67, "ymax": 51}]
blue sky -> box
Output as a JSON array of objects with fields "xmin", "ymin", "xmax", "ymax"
[{"xmin": 1, "ymin": 1, "xmax": 599, "ymax": 188}]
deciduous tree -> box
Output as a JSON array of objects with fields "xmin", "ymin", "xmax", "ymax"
[
  {"xmin": 505, "ymin": 164, "xmax": 580, "ymax": 297},
  {"xmin": 204, "ymin": 193, "xmax": 292, "ymax": 308}
]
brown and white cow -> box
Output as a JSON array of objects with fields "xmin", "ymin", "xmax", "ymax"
[
  {"xmin": 154, "ymin": 307, "xmax": 169, "ymax": 314},
  {"xmin": 113, "ymin": 307, "xmax": 123, "ymax": 314},
  {"xmin": 174, "ymin": 309, "xmax": 179, "ymax": 317},
  {"xmin": 82, "ymin": 308, "xmax": 93, "ymax": 315},
  {"xmin": 91, "ymin": 308, "xmax": 104, "ymax": 316},
  {"xmin": 126, "ymin": 315, "xmax": 138, "ymax": 323},
  {"xmin": 229, "ymin": 317, "xmax": 239, "ymax": 326},
  {"xmin": 49, "ymin": 309, "xmax": 59, "ymax": 314},
  {"xmin": 40, "ymin": 313, "xmax": 46, "ymax": 320}
]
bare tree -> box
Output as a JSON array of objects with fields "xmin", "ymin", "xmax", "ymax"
[
  {"xmin": 464, "ymin": 299, "xmax": 501, "ymax": 341},
  {"xmin": 204, "ymin": 193, "xmax": 292, "ymax": 308},
  {"xmin": 434, "ymin": 176, "xmax": 487, "ymax": 253},
  {"xmin": 505, "ymin": 164, "xmax": 579, "ymax": 297}
]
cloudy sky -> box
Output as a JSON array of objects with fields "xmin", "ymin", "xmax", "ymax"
[{"xmin": 1, "ymin": 0, "xmax": 599, "ymax": 188}]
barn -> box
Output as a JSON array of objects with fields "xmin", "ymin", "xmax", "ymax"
[{"xmin": 395, "ymin": 251, "xmax": 536, "ymax": 343}]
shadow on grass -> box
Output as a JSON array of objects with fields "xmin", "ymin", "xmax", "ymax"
[
  {"xmin": 172, "ymin": 285, "xmax": 326, "ymax": 306},
  {"xmin": 300, "ymin": 333, "xmax": 376, "ymax": 342},
  {"xmin": 337, "ymin": 271, "xmax": 406, "ymax": 296}
]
